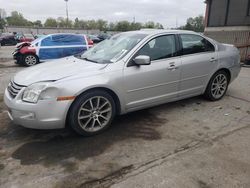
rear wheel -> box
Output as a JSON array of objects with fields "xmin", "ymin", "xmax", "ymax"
[
  {"xmin": 204, "ymin": 70, "xmax": 229, "ymax": 101},
  {"xmin": 23, "ymin": 54, "xmax": 38, "ymax": 66},
  {"xmin": 68, "ymin": 90, "xmax": 116, "ymax": 136}
]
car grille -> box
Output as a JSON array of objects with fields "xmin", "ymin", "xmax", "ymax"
[{"xmin": 7, "ymin": 81, "xmax": 24, "ymax": 98}]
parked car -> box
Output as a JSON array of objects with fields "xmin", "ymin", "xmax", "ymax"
[
  {"xmin": 14, "ymin": 33, "xmax": 24, "ymax": 41},
  {"xmin": 19, "ymin": 34, "xmax": 35, "ymax": 43},
  {"xmin": 97, "ymin": 33, "xmax": 111, "ymax": 41},
  {"xmin": 4, "ymin": 30, "xmax": 241, "ymax": 136},
  {"xmin": 0, "ymin": 34, "xmax": 18, "ymax": 46},
  {"xmin": 34, "ymin": 34, "xmax": 46, "ymax": 39},
  {"xmin": 12, "ymin": 33, "xmax": 89, "ymax": 66},
  {"xmin": 87, "ymin": 34, "xmax": 102, "ymax": 44}
]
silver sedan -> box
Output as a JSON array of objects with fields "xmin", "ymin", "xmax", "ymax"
[{"xmin": 4, "ymin": 30, "xmax": 241, "ymax": 136}]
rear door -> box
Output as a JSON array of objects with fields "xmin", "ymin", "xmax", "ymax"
[
  {"xmin": 62, "ymin": 34, "xmax": 87, "ymax": 57},
  {"xmin": 178, "ymin": 34, "xmax": 217, "ymax": 98}
]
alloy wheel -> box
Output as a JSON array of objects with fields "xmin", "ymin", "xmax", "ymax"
[
  {"xmin": 25, "ymin": 55, "xmax": 37, "ymax": 66},
  {"xmin": 77, "ymin": 96, "xmax": 112, "ymax": 132},
  {"xmin": 211, "ymin": 74, "xmax": 228, "ymax": 99}
]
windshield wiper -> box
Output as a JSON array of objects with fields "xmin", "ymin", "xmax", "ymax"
[{"xmin": 81, "ymin": 57, "xmax": 99, "ymax": 63}]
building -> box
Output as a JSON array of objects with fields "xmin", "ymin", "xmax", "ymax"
[{"xmin": 204, "ymin": 0, "xmax": 250, "ymax": 61}]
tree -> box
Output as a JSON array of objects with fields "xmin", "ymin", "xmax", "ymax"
[
  {"xmin": 33, "ymin": 20, "xmax": 42, "ymax": 27},
  {"xmin": 44, "ymin": 18, "xmax": 57, "ymax": 27},
  {"xmin": 78, "ymin": 20, "xmax": 88, "ymax": 29},
  {"xmin": 57, "ymin": 17, "xmax": 72, "ymax": 28},
  {"xmin": 130, "ymin": 22, "xmax": 143, "ymax": 30},
  {"xmin": 57, "ymin": 17, "xmax": 67, "ymax": 27},
  {"xmin": 115, "ymin": 21, "xmax": 131, "ymax": 31},
  {"xmin": 155, "ymin": 22, "xmax": 164, "ymax": 29},
  {"xmin": 86, "ymin": 20, "xmax": 97, "ymax": 30},
  {"xmin": 96, "ymin": 19, "xmax": 108, "ymax": 31},
  {"xmin": 108, "ymin": 22, "xmax": 115, "ymax": 31},
  {"xmin": 1, "ymin": 9, "xmax": 166, "ymax": 31},
  {"xmin": 144, "ymin": 21, "xmax": 155, "ymax": 28},
  {"xmin": 179, "ymin": 15, "xmax": 204, "ymax": 32},
  {"xmin": 74, "ymin": 17, "xmax": 80, "ymax": 28},
  {"xmin": 6, "ymin": 11, "xmax": 30, "ymax": 26}
]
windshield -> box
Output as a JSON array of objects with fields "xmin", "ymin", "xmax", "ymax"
[{"xmin": 80, "ymin": 33, "xmax": 147, "ymax": 64}]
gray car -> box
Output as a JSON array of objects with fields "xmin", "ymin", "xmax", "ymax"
[{"xmin": 4, "ymin": 30, "xmax": 241, "ymax": 136}]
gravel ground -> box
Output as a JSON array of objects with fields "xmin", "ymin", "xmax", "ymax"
[
  {"xmin": 0, "ymin": 46, "xmax": 15, "ymax": 62},
  {"xmin": 0, "ymin": 57, "xmax": 249, "ymax": 188}
]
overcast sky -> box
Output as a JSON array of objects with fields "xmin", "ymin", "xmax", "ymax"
[{"xmin": 0, "ymin": 0, "xmax": 206, "ymax": 28}]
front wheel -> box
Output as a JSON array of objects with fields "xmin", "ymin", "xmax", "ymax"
[
  {"xmin": 23, "ymin": 54, "xmax": 38, "ymax": 66},
  {"xmin": 68, "ymin": 90, "xmax": 116, "ymax": 136},
  {"xmin": 204, "ymin": 70, "xmax": 229, "ymax": 101}
]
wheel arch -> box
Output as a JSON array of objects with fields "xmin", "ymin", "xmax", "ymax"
[
  {"xmin": 203, "ymin": 67, "xmax": 231, "ymax": 95},
  {"xmin": 87, "ymin": 87, "xmax": 121, "ymax": 115},
  {"xmin": 22, "ymin": 53, "xmax": 40, "ymax": 65},
  {"xmin": 67, "ymin": 86, "xmax": 121, "ymax": 119},
  {"xmin": 215, "ymin": 68, "xmax": 231, "ymax": 82},
  {"xmin": 65, "ymin": 86, "xmax": 122, "ymax": 129},
  {"xmin": 24, "ymin": 52, "xmax": 39, "ymax": 58}
]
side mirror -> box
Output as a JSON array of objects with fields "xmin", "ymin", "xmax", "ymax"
[{"xmin": 133, "ymin": 55, "xmax": 151, "ymax": 65}]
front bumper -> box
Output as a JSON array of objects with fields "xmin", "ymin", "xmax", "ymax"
[
  {"xmin": 4, "ymin": 88, "xmax": 72, "ymax": 129},
  {"xmin": 12, "ymin": 50, "xmax": 24, "ymax": 64}
]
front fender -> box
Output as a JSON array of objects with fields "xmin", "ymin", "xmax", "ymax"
[{"xmin": 53, "ymin": 71, "xmax": 126, "ymax": 114}]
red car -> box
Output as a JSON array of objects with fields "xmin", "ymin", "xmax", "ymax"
[{"xmin": 19, "ymin": 34, "xmax": 35, "ymax": 43}]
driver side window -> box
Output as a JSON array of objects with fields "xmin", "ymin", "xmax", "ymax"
[{"xmin": 136, "ymin": 35, "xmax": 177, "ymax": 61}]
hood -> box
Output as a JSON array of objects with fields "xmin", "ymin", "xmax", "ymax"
[
  {"xmin": 14, "ymin": 56, "xmax": 108, "ymax": 86},
  {"xmin": 16, "ymin": 42, "xmax": 31, "ymax": 49}
]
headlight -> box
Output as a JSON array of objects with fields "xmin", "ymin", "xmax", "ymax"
[{"xmin": 22, "ymin": 82, "xmax": 51, "ymax": 103}]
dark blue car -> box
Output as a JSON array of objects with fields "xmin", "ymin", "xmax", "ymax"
[{"xmin": 13, "ymin": 33, "xmax": 89, "ymax": 66}]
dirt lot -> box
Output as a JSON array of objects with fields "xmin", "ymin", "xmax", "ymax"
[{"xmin": 0, "ymin": 47, "xmax": 250, "ymax": 188}]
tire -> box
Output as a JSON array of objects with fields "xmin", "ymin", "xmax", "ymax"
[
  {"xmin": 67, "ymin": 90, "xmax": 116, "ymax": 136},
  {"xmin": 204, "ymin": 70, "xmax": 229, "ymax": 101},
  {"xmin": 23, "ymin": 54, "xmax": 38, "ymax": 66}
]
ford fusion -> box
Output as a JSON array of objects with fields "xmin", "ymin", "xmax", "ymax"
[{"xmin": 4, "ymin": 30, "xmax": 241, "ymax": 136}]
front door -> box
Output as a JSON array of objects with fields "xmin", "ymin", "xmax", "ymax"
[
  {"xmin": 39, "ymin": 35, "xmax": 64, "ymax": 61},
  {"xmin": 123, "ymin": 34, "xmax": 181, "ymax": 111}
]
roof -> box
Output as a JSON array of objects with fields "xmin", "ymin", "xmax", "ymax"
[
  {"xmin": 124, "ymin": 29, "xmax": 197, "ymax": 36},
  {"xmin": 48, "ymin": 33, "xmax": 85, "ymax": 36}
]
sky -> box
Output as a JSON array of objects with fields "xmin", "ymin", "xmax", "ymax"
[{"xmin": 0, "ymin": 0, "xmax": 206, "ymax": 28}]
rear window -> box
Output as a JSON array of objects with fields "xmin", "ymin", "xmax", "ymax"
[
  {"xmin": 180, "ymin": 34, "xmax": 215, "ymax": 55},
  {"xmin": 63, "ymin": 35, "xmax": 86, "ymax": 45}
]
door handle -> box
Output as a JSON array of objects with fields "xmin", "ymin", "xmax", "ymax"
[
  {"xmin": 210, "ymin": 57, "xmax": 217, "ymax": 62},
  {"xmin": 167, "ymin": 62, "xmax": 178, "ymax": 70}
]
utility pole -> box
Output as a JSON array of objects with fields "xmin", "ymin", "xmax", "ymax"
[{"xmin": 65, "ymin": 0, "xmax": 69, "ymax": 27}]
